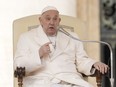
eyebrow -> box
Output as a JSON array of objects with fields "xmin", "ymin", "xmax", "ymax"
[{"xmin": 45, "ymin": 15, "xmax": 58, "ymax": 17}]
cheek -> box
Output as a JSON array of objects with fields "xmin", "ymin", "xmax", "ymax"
[
  {"xmin": 41, "ymin": 20, "xmax": 47, "ymax": 25},
  {"xmin": 56, "ymin": 21, "xmax": 60, "ymax": 25},
  {"xmin": 41, "ymin": 22, "xmax": 48, "ymax": 28}
]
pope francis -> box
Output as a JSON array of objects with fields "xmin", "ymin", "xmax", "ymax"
[{"xmin": 14, "ymin": 6, "xmax": 109, "ymax": 87}]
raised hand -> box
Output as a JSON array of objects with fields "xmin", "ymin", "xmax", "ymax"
[{"xmin": 39, "ymin": 42, "xmax": 52, "ymax": 58}]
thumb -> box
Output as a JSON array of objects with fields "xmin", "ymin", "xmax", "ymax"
[{"xmin": 45, "ymin": 42, "xmax": 52, "ymax": 46}]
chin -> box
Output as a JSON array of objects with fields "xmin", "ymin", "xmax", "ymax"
[{"xmin": 48, "ymin": 32, "xmax": 56, "ymax": 36}]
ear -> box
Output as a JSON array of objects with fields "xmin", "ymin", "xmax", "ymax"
[
  {"xmin": 59, "ymin": 18, "xmax": 61, "ymax": 22},
  {"xmin": 39, "ymin": 17, "xmax": 41, "ymax": 22},
  {"xmin": 39, "ymin": 17, "xmax": 43, "ymax": 25}
]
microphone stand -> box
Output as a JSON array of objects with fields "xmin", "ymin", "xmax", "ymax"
[{"xmin": 59, "ymin": 27, "xmax": 114, "ymax": 87}]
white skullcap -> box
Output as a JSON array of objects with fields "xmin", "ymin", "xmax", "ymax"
[{"xmin": 41, "ymin": 6, "xmax": 59, "ymax": 15}]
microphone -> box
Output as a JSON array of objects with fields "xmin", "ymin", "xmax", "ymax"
[{"xmin": 59, "ymin": 26, "xmax": 114, "ymax": 87}]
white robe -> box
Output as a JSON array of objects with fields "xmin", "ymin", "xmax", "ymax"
[{"xmin": 14, "ymin": 25, "xmax": 96, "ymax": 87}]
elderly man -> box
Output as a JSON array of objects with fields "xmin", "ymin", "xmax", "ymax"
[{"xmin": 14, "ymin": 6, "xmax": 109, "ymax": 87}]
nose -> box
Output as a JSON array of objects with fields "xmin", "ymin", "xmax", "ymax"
[{"xmin": 50, "ymin": 19, "xmax": 54, "ymax": 25}]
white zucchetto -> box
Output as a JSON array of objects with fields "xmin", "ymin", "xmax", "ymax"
[{"xmin": 41, "ymin": 6, "xmax": 59, "ymax": 14}]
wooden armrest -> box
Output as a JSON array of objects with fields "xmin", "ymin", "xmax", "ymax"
[
  {"xmin": 82, "ymin": 70, "xmax": 102, "ymax": 87},
  {"xmin": 90, "ymin": 70, "xmax": 102, "ymax": 87},
  {"xmin": 95, "ymin": 70, "xmax": 102, "ymax": 87},
  {"xmin": 14, "ymin": 67, "xmax": 25, "ymax": 87}
]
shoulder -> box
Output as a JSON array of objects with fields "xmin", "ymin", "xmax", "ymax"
[
  {"xmin": 59, "ymin": 30, "xmax": 79, "ymax": 39},
  {"xmin": 70, "ymin": 32, "xmax": 79, "ymax": 38},
  {"xmin": 20, "ymin": 27, "xmax": 38, "ymax": 39}
]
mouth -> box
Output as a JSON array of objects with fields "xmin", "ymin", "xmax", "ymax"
[
  {"xmin": 49, "ymin": 27, "xmax": 55, "ymax": 30},
  {"xmin": 47, "ymin": 27, "xmax": 57, "ymax": 35}
]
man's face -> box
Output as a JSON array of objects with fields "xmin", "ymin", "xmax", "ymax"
[{"xmin": 39, "ymin": 10, "xmax": 61, "ymax": 36}]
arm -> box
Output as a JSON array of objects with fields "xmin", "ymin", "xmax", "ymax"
[
  {"xmin": 74, "ymin": 35, "xmax": 109, "ymax": 75},
  {"xmin": 68, "ymin": 33, "xmax": 96, "ymax": 75},
  {"xmin": 14, "ymin": 34, "xmax": 42, "ymax": 73},
  {"xmin": 75, "ymin": 39, "xmax": 96, "ymax": 75}
]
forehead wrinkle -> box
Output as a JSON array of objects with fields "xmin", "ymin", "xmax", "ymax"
[{"xmin": 42, "ymin": 14, "xmax": 59, "ymax": 19}]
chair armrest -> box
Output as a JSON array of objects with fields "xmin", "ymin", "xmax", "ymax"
[
  {"xmin": 89, "ymin": 70, "xmax": 102, "ymax": 87},
  {"xmin": 82, "ymin": 70, "xmax": 102, "ymax": 87},
  {"xmin": 95, "ymin": 70, "xmax": 102, "ymax": 87},
  {"xmin": 14, "ymin": 67, "xmax": 25, "ymax": 87}
]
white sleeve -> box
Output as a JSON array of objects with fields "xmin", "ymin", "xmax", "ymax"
[
  {"xmin": 14, "ymin": 34, "xmax": 42, "ymax": 72},
  {"xmin": 72, "ymin": 33, "xmax": 96, "ymax": 75}
]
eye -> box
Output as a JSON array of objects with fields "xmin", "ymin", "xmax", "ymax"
[
  {"xmin": 45, "ymin": 17, "xmax": 51, "ymax": 21},
  {"xmin": 53, "ymin": 17, "xmax": 58, "ymax": 21}
]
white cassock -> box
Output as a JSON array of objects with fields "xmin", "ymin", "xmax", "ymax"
[{"xmin": 14, "ymin": 25, "xmax": 96, "ymax": 87}]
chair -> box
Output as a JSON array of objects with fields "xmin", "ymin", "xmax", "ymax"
[{"xmin": 13, "ymin": 14, "xmax": 102, "ymax": 87}]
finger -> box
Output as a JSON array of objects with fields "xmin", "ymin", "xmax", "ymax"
[
  {"xmin": 101, "ymin": 64, "xmax": 108, "ymax": 74},
  {"xmin": 48, "ymin": 49, "xmax": 51, "ymax": 53},
  {"xmin": 47, "ymin": 48, "xmax": 50, "ymax": 51},
  {"xmin": 104, "ymin": 65, "xmax": 109, "ymax": 73},
  {"xmin": 95, "ymin": 65, "xmax": 103, "ymax": 74},
  {"xmin": 100, "ymin": 66, "xmax": 105, "ymax": 74},
  {"xmin": 45, "ymin": 47, "xmax": 51, "ymax": 53},
  {"xmin": 97, "ymin": 62, "xmax": 104, "ymax": 74},
  {"xmin": 100, "ymin": 64, "xmax": 108, "ymax": 74},
  {"xmin": 44, "ymin": 42, "xmax": 52, "ymax": 46},
  {"xmin": 46, "ymin": 49, "xmax": 51, "ymax": 54},
  {"xmin": 46, "ymin": 46, "xmax": 51, "ymax": 51},
  {"xmin": 95, "ymin": 65, "xmax": 100, "ymax": 71}
]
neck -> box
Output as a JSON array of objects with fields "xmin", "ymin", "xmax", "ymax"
[{"xmin": 47, "ymin": 33, "xmax": 57, "ymax": 37}]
